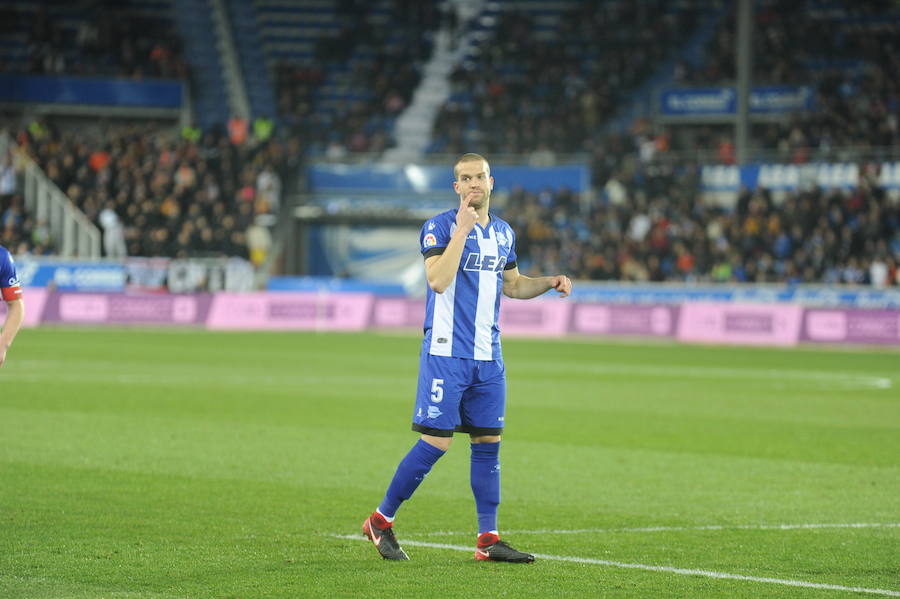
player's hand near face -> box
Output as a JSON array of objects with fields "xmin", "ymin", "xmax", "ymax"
[
  {"xmin": 456, "ymin": 192, "xmax": 479, "ymax": 232},
  {"xmin": 550, "ymin": 275, "xmax": 572, "ymax": 298}
]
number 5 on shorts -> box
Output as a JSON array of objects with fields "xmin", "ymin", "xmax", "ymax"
[{"xmin": 431, "ymin": 378, "xmax": 444, "ymax": 403}]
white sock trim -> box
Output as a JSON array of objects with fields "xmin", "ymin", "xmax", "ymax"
[{"xmin": 376, "ymin": 508, "xmax": 395, "ymax": 523}]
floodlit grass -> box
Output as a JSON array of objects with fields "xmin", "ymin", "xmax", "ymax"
[{"xmin": 1, "ymin": 328, "xmax": 898, "ymax": 598}]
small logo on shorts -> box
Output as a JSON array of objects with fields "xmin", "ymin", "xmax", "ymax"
[
  {"xmin": 437, "ymin": 337, "xmax": 447, "ymax": 344},
  {"xmin": 427, "ymin": 406, "xmax": 443, "ymax": 419},
  {"xmin": 498, "ymin": 416, "xmax": 504, "ymax": 421}
]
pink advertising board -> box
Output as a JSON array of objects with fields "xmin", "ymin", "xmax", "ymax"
[
  {"xmin": 573, "ymin": 304, "xmax": 678, "ymax": 337},
  {"xmin": 677, "ymin": 302, "xmax": 804, "ymax": 346},
  {"xmin": 40, "ymin": 293, "xmax": 213, "ymax": 325},
  {"xmin": 372, "ymin": 297, "xmax": 426, "ymax": 328},
  {"xmin": 802, "ymin": 309, "xmax": 900, "ymax": 345},
  {"xmin": 206, "ymin": 292, "xmax": 374, "ymax": 331},
  {"xmin": 498, "ymin": 298, "xmax": 572, "ymax": 337},
  {"xmin": 11, "ymin": 290, "xmax": 900, "ymax": 347},
  {"xmin": 0, "ymin": 287, "xmax": 48, "ymax": 327}
]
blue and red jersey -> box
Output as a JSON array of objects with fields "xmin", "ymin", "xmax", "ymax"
[{"xmin": 0, "ymin": 246, "xmax": 22, "ymax": 301}]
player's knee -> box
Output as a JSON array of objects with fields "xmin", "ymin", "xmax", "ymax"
[
  {"xmin": 421, "ymin": 434, "xmax": 453, "ymax": 451},
  {"xmin": 470, "ymin": 434, "xmax": 501, "ymax": 444}
]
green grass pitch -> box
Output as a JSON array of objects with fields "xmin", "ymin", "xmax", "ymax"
[{"xmin": 1, "ymin": 328, "xmax": 898, "ymax": 598}]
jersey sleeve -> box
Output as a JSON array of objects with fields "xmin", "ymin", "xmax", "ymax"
[
  {"xmin": 420, "ymin": 213, "xmax": 452, "ymax": 259},
  {"xmin": 0, "ymin": 250, "xmax": 22, "ymax": 301}
]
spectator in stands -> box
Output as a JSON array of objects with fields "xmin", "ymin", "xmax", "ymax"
[
  {"xmin": 2, "ymin": 3, "xmax": 185, "ymax": 80},
  {"xmin": 490, "ymin": 160, "xmax": 899, "ymax": 287},
  {"xmin": 99, "ymin": 201, "xmax": 127, "ymax": 259},
  {"xmin": 12, "ymin": 119, "xmax": 285, "ymax": 262},
  {"xmin": 671, "ymin": 1, "xmax": 900, "ymax": 158}
]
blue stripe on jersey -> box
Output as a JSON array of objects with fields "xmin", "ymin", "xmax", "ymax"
[{"xmin": 419, "ymin": 210, "xmax": 518, "ymax": 361}]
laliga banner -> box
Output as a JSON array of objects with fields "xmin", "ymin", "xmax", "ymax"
[
  {"xmin": 701, "ymin": 162, "xmax": 900, "ymax": 193},
  {"xmin": 658, "ymin": 85, "xmax": 814, "ymax": 118}
]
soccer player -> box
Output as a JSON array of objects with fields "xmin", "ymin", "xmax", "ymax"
[
  {"xmin": 0, "ymin": 244, "xmax": 24, "ymax": 367},
  {"xmin": 363, "ymin": 153, "xmax": 572, "ymax": 562}
]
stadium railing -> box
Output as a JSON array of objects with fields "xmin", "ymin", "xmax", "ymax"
[{"xmin": 1, "ymin": 131, "xmax": 101, "ymax": 258}]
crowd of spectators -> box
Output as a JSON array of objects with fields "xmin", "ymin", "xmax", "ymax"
[
  {"xmin": 254, "ymin": 0, "xmax": 899, "ymax": 165},
  {"xmin": 9, "ymin": 119, "xmax": 299, "ymax": 264},
  {"xmin": 2, "ymin": 1, "xmax": 897, "ymax": 289},
  {"xmin": 670, "ymin": 0, "xmax": 900, "ymax": 159},
  {"xmin": 426, "ymin": 0, "xmax": 898, "ymax": 164},
  {"xmin": 0, "ymin": 150, "xmax": 51, "ymax": 256},
  {"xmin": 431, "ymin": 0, "xmax": 703, "ymax": 156},
  {"xmin": 0, "ymin": 2, "xmax": 186, "ymax": 79},
  {"xmin": 499, "ymin": 165, "xmax": 899, "ymax": 287},
  {"xmin": 276, "ymin": 0, "xmax": 439, "ymax": 157}
]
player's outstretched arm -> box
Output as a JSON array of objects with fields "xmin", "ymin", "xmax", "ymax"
[
  {"xmin": 502, "ymin": 267, "xmax": 572, "ymax": 299},
  {"xmin": 0, "ymin": 298, "xmax": 24, "ymax": 367}
]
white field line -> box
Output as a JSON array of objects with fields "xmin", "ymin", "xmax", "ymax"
[
  {"xmin": 413, "ymin": 522, "xmax": 900, "ymax": 537},
  {"xmin": 331, "ymin": 534, "xmax": 900, "ymax": 597}
]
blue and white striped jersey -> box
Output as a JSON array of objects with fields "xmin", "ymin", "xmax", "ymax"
[{"xmin": 419, "ymin": 209, "xmax": 517, "ymax": 361}]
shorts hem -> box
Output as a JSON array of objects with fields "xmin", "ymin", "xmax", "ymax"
[{"xmin": 412, "ymin": 424, "xmax": 503, "ymax": 437}]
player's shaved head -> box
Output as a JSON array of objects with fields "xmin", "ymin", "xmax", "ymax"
[{"xmin": 454, "ymin": 153, "xmax": 490, "ymax": 180}]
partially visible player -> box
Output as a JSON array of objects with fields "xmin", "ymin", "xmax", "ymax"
[
  {"xmin": 362, "ymin": 153, "xmax": 572, "ymax": 562},
  {"xmin": 0, "ymin": 244, "xmax": 24, "ymax": 367}
]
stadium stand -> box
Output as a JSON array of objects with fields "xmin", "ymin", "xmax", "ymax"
[
  {"xmin": 429, "ymin": 0, "xmax": 705, "ymax": 156},
  {"xmin": 1, "ymin": 134, "xmax": 53, "ymax": 255},
  {"xmin": 264, "ymin": 0, "xmax": 440, "ymax": 155},
  {"xmin": 669, "ymin": 0, "xmax": 900, "ymax": 159},
  {"xmin": 495, "ymin": 166, "xmax": 898, "ymax": 286},
  {"xmin": 8, "ymin": 118, "xmax": 294, "ymax": 261},
  {"xmin": 225, "ymin": 0, "xmax": 278, "ymax": 121},
  {"xmin": 0, "ymin": 151, "xmax": 49, "ymax": 256},
  {"xmin": 406, "ymin": 0, "xmax": 897, "ymax": 287},
  {"xmin": 0, "ymin": 0, "xmax": 895, "ymax": 288},
  {"xmin": 0, "ymin": 0, "xmax": 186, "ymax": 79},
  {"xmin": 171, "ymin": 0, "xmax": 229, "ymax": 129}
]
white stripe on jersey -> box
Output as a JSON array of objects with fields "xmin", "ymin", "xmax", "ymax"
[
  {"xmin": 473, "ymin": 225, "xmax": 499, "ymax": 360},
  {"xmin": 430, "ymin": 275, "xmax": 456, "ymax": 356}
]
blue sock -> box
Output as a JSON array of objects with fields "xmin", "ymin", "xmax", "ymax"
[
  {"xmin": 470, "ymin": 442, "xmax": 501, "ymax": 534},
  {"xmin": 378, "ymin": 439, "xmax": 446, "ymax": 519}
]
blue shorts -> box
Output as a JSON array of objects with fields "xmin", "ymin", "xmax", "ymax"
[{"xmin": 412, "ymin": 352, "xmax": 506, "ymax": 438}]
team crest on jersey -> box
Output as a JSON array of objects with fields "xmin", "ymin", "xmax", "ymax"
[{"xmin": 423, "ymin": 233, "xmax": 437, "ymax": 248}]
